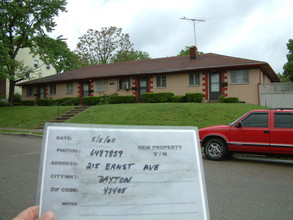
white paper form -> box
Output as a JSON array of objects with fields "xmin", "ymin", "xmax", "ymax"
[{"xmin": 38, "ymin": 123, "xmax": 209, "ymax": 220}]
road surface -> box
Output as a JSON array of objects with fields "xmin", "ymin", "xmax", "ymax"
[{"xmin": 0, "ymin": 134, "xmax": 292, "ymax": 220}]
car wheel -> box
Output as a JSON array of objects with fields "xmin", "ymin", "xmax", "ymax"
[{"xmin": 204, "ymin": 138, "xmax": 228, "ymax": 161}]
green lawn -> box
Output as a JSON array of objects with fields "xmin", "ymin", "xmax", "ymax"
[
  {"xmin": 0, "ymin": 103, "xmax": 268, "ymax": 129},
  {"xmin": 68, "ymin": 103, "xmax": 268, "ymax": 128},
  {"xmin": 0, "ymin": 106, "xmax": 72, "ymax": 129}
]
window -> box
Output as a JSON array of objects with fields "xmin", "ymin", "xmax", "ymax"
[
  {"xmin": 231, "ymin": 70, "xmax": 248, "ymax": 84},
  {"xmin": 189, "ymin": 73, "xmax": 200, "ymax": 86},
  {"xmin": 46, "ymin": 64, "xmax": 51, "ymax": 70},
  {"xmin": 24, "ymin": 67, "xmax": 31, "ymax": 79},
  {"xmin": 50, "ymin": 84, "xmax": 56, "ymax": 95},
  {"xmin": 26, "ymin": 86, "xmax": 34, "ymax": 96},
  {"xmin": 242, "ymin": 113, "xmax": 268, "ymax": 127},
  {"xmin": 34, "ymin": 60, "xmax": 39, "ymax": 68},
  {"xmin": 274, "ymin": 113, "xmax": 293, "ymax": 128},
  {"xmin": 96, "ymin": 80, "xmax": 108, "ymax": 92},
  {"xmin": 66, "ymin": 83, "xmax": 73, "ymax": 94},
  {"xmin": 119, "ymin": 78, "xmax": 131, "ymax": 90},
  {"xmin": 156, "ymin": 75, "xmax": 166, "ymax": 88}
]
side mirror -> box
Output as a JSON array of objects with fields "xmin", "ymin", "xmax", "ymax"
[{"xmin": 236, "ymin": 121, "xmax": 243, "ymax": 128}]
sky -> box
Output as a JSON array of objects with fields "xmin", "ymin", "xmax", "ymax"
[{"xmin": 50, "ymin": 0, "xmax": 293, "ymax": 74}]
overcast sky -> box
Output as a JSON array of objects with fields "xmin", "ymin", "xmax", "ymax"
[{"xmin": 51, "ymin": 0, "xmax": 293, "ymax": 73}]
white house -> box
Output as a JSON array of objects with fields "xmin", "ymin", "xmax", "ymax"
[{"xmin": 0, "ymin": 48, "xmax": 57, "ymax": 99}]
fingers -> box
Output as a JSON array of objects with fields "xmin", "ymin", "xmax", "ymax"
[
  {"xmin": 40, "ymin": 211, "xmax": 55, "ymax": 220},
  {"xmin": 12, "ymin": 206, "xmax": 55, "ymax": 220},
  {"xmin": 12, "ymin": 206, "xmax": 39, "ymax": 220}
]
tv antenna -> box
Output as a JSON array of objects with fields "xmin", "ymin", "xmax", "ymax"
[{"xmin": 180, "ymin": 17, "xmax": 205, "ymax": 47}]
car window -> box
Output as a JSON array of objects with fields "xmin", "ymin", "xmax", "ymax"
[
  {"xmin": 241, "ymin": 113, "xmax": 268, "ymax": 127},
  {"xmin": 274, "ymin": 112, "xmax": 293, "ymax": 128}
]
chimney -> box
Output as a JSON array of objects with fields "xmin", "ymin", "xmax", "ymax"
[{"xmin": 190, "ymin": 46, "xmax": 197, "ymax": 59}]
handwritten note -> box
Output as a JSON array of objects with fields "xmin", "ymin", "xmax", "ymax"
[{"xmin": 38, "ymin": 123, "xmax": 209, "ymax": 220}]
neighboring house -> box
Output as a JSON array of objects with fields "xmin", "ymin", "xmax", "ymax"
[
  {"xmin": 17, "ymin": 47, "xmax": 279, "ymax": 105},
  {"xmin": 0, "ymin": 48, "xmax": 57, "ymax": 99}
]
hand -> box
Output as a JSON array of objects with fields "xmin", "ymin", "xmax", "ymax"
[{"xmin": 12, "ymin": 206, "xmax": 55, "ymax": 220}]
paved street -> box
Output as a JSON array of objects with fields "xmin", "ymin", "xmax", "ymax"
[{"xmin": 0, "ymin": 134, "xmax": 292, "ymax": 220}]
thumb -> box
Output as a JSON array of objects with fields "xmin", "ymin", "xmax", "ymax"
[{"xmin": 39, "ymin": 211, "xmax": 55, "ymax": 220}]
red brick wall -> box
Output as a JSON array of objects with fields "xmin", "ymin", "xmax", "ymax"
[{"xmin": 202, "ymin": 72, "xmax": 208, "ymax": 100}]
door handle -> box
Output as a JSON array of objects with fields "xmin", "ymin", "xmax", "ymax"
[{"xmin": 264, "ymin": 130, "xmax": 270, "ymax": 134}]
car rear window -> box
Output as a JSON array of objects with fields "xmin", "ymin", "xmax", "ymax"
[{"xmin": 274, "ymin": 112, "xmax": 293, "ymax": 128}]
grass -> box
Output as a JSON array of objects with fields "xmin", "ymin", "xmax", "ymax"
[
  {"xmin": 0, "ymin": 106, "xmax": 72, "ymax": 129},
  {"xmin": 0, "ymin": 103, "xmax": 268, "ymax": 130},
  {"xmin": 68, "ymin": 103, "xmax": 268, "ymax": 128}
]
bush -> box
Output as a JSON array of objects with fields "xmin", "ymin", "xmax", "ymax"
[
  {"xmin": 21, "ymin": 100, "xmax": 35, "ymax": 106},
  {"xmin": 14, "ymin": 93, "xmax": 22, "ymax": 104},
  {"xmin": 108, "ymin": 95, "xmax": 136, "ymax": 104},
  {"xmin": 0, "ymin": 99, "xmax": 9, "ymax": 107},
  {"xmin": 185, "ymin": 93, "xmax": 203, "ymax": 103},
  {"xmin": 82, "ymin": 96, "xmax": 102, "ymax": 105},
  {"xmin": 223, "ymin": 97, "xmax": 239, "ymax": 103},
  {"xmin": 218, "ymin": 95, "xmax": 225, "ymax": 103},
  {"xmin": 141, "ymin": 92, "xmax": 174, "ymax": 103},
  {"xmin": 57, "ymin": 97, "xmax": 80, "ymax": 105},
  {"xmin": 36, "ymin": 98, "xmax": 57, "ymax": 106},
  {"xmin": 171, "ymin": 95, "xmax": 186, "ymax": 103}
]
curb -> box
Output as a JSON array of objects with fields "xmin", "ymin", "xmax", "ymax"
[{"xmin": 0, "ymin": 132, "xmax": 43, "ymax": 138}]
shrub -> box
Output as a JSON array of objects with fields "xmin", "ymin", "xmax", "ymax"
[
  {"xmin": 218, "ymin": 95, "xmax": 225, "ymax": 103},
  {"xmin": 14, "ymin": 93, "xmax": 22, "ymax": 104},
  {"xmin": 171, "ymin": 95, "xmax": 186, "ymax": 103},
  {"xmin": 223, "ymin": 97, "xmax": 239, "ymax": 103},
  {"xmin": 108, "ymin": 95, "xmax": 136, "ymax": 104},
  {"xmin": 82, "ymin": 96, "xmax": 102, "ymax": 105},
  {"xmin": 185, "ymin": 93, "xmax": 203, "ymax": 103},
  {"xmin": 99, "ymin": 95, "xmax": 110, "ymax": 105},
  {"xmin": 57, "ymin": 97, "xmax": 80, "ymax": 106},
  {"xmin": 141, "ymin": 92, "xmax": 174, "ymax": 103},
  {"xmin": 0, "ymin": 99, "xmax": 9, "ymax": 107},
  {"xmin": 21, "ymin": 100, "xmax": 35, "ymax": 106},
  {"xmin": 36, "ymin": 98, "xmax": 57, "ymax": 106}
]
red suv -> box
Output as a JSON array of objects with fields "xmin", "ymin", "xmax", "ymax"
[{"xmin": 199, "ymin": 109, "xmax": 293, "ymax": 160}]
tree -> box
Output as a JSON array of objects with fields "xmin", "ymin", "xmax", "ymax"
[
  {"xmin": 31, "ymin": 35, "xmax": 81, "ymax": 73},
  {"xmin": 75, "ymin": 26, "xmax": 133, "ymax": 65},
  {"xmin": 283, "ymin": 39, "xmax": 293, "ymax": 82},
  {"xmin": 0, "ymin": 0, "xmax": 67, "ymax": 104},
  {"xmin": 111, "ymin": 49, "xmax": 150, "ymax": 63},
  {"xmin": 177, "ymin": 46, "xmax": 204, "ymax": 56}
]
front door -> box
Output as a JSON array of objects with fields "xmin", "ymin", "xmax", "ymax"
[
  {"xmin": 209, "ymin": 72, "xmax": 221, "ymax": 100},
  {"xmin": 138, "ymin": 77, "xmax": 148, "ymax": 102},
  {"xmin": 82, "ymin": 82, "xmax": 90, "ymax": 97},
  {"xmin": 39, "ymin": 86, "xmax": 45, "ymax": 99}
]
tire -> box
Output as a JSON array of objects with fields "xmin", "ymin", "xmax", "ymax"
[{"xmin": 204, "ymin": 138, "xmax": 228, "ymax": 161}]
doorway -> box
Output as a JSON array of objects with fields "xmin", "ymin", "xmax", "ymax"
[
  {"xmin": 39, "ymin": 86, "xmax": 45, "ymax": 99},
  {"xmin": 82, "ymin": 82, "xmax": 90, "ymax": 97},
  {"xmin": 209, "ymin": 72, "xmax": 221, "ymax": 100},
  {"xmin": 138, "ymin": 77, "xmax": 148, "ymax": 102}
]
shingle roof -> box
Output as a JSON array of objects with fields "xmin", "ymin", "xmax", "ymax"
[{"xmin": 18, "ymin": 53, "xmax": 279, "ymax": 86}]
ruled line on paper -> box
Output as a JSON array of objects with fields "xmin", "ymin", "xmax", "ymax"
[
  {"xmin": 79, "ymin": 201, "xmax": 197, "ymax": 207},
  {"xmin": 79, "ymin": 211, "xmax": 198, "ymax": 217}
]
